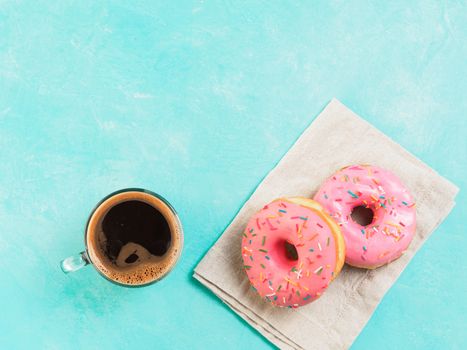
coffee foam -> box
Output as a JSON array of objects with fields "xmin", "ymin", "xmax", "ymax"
[{"xmin": 85, "ymin": 191, "xmax": 183, "ymax": 286}]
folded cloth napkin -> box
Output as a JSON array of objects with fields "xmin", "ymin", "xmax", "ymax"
[{"xmin": 193, "ymin": 99, "xmax": 459, "ymax": 349}]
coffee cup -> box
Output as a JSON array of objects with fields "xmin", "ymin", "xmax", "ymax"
[{"xmin": 61, "ymin": 188, "xmax": 183, "ymax": 287}]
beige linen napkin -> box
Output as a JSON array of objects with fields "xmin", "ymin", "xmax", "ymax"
[{"xmin": 193, "ymin": 99, "xmax": 459, "ymax": 349}]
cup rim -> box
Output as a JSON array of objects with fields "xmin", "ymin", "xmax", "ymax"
[{"xmin": 83, "ymin": 188, "xmax": 183, "ymax": 288}]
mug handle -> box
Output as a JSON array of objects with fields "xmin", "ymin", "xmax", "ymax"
[{"xmin": 61, "ymin": 251, "xmax": 90, "ymax": 273}]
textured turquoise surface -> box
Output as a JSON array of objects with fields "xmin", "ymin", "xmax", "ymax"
[{"xmin": 0, "ymin": 1, "xmax": 466, "ymax": 349}]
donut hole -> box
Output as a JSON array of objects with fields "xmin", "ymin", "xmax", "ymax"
[
  {"xmin": 284, "ymin": 240, "xmax": 299, "ymax": 261},
  {"xmin": 268, "ymin": 239, "xmax": 299, "ymax": 269},
  {"xmin": 350, "ymin": 205, "xmax": 374, "ymax": 226}
]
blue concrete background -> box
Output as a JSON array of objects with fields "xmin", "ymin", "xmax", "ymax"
[{"xmin": 0, "ymin": 1, "xmax": 466, "ymax": 349}]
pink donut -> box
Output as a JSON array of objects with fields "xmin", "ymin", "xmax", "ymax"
[
  {"xmin": 314, "ymin": 165, "xmax": 416, "ymax": 269},
  {"xmin": 241, "ymin": 198, "xmax": 345, "ymax": 308}
]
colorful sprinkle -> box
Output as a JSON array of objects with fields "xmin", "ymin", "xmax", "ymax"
[
  {"xmin": 284, "ymin": 278, "xmax": 299, "ymax": 288},
  {"xmin": 314, "ymin": 266, "xmax": 324, "ymax": 275},
  {"xmin": 347, "ymin": 190, "xmax": 359, "ymax": 198},
  {"xmin": 378, "ymin": 251, "xmax": 390, "ymax": 258},
  {"xmin": 363, "ymin": 245, "xmax": 367, "ymax": 251},
  {"xmin": 260, "ymin": 263, "xmax": 266, "ymax": 269},
  {"xmin": 309, "ymin": 233, "xmax": 319, "ymax": 241},
  {"xmin": 386, "ymin": 221, "xmax": 402, "ymax": 229},
  {"xmin": 278, "ymin": 209, "xmax": 287, "ymax": 213},
  {"xmin": 262, "ymin": 236, "xmax": 266, "ymax": 246},
  {"xmin": 265, "ymin": 218, "xmax": 277, "ymax": 230},
  {"xmin": 242, "ymin": 247, "xmax": 252, "ymax": 255},
  {"xmin": 259, "ymin": 249, "xmax": 268, "ymax": 253}
]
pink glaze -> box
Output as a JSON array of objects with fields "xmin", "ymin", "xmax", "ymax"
[
  {"xmin": 241, "ymin": 199, "xmax": 340, "ymax": 307},
  {"xmin": 314, "ymin": 165, "xmax": 416, "ymax": 268}
]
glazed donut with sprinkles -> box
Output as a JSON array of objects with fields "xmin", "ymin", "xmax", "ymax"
[
  {"xmin": 241, "ymin": 197, "xmax": 345, "ymax": 308},
  {"xmin": 314, "ymin": 164, "xmax": 416, "ymax": 269}
]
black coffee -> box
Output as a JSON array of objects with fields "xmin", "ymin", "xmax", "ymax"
[{"xmin": 102, "ymin": 200, "xmax": 172, "ymax": 263}]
